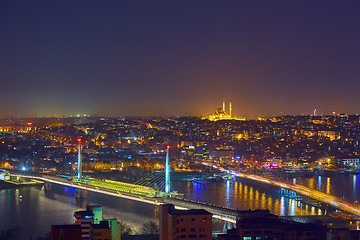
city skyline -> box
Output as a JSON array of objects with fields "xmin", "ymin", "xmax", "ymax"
[{"xmin": 1, "ymin": 1, "xmax": 360, "ymax": 117}]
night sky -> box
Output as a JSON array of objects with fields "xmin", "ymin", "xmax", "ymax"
[{"xmin": 1, "ymin": 1, "xmax": 360, "ymax": 117}]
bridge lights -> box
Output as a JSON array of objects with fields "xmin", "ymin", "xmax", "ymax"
[
  {"xmin": 165, "ymin": 145, "xmax": 170, "ymax": 194},
  {"xmin": 78, "ymin": 139, "xmax": 82, "ymax": 180}
]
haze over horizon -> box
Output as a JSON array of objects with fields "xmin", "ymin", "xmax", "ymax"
[{"xmin": 1, "ymin": 1, "xmax": 360, "ymax": 118}]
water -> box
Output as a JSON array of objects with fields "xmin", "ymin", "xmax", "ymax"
[
  {"xmin": 0, "ymin": 185, "xmax": 157, "ymax": 239},
  {"xmin": 289, "ymin": 173, "xmax": 360, "ymax": 204},
  {"xmin": 172, "ymin": 180, "xmax": 321, "ymax": 216},
  {"xmin": 1, "ymin": 173, "xmax": 359, "ymax": 239}
]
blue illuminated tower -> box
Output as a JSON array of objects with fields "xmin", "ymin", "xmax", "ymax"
[
  {"xmin": 77, "ymin": 139, "xmax": 82, "ymax": 180},
  {"xmin": 165, "ymin": 145, "xmax": 170, "ymax": 194}
]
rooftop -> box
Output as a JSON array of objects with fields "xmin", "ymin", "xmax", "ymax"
[
  {"xmin": 74, "ymin": 210, "xmax": 94, "ymax": 220},
  {"xmin": 52, "ymin": 224, "xmax": 82, "ymax": 230},
  {"xmin": 164, "ymin": 204, "xmax": 212, "ymax": 216}
]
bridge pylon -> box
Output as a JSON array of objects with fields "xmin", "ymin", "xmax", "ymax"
[
  {"xmin": 165, "ymin": 145, "xmax": 170, "ymax": 194},
  {"xmin": 75, "ymin": 188, "xmax": 85, "ymax": 199},
  {"xmin": 44, "ymin": 182, "xmax": 53, "ymax": 191},
  {"xmin": 77, "ymin": 138, "xmax": 82, "ymax": 181},
  {"xmin": 222, "ymin": 221, "xmax": 235, "ymax": 232}
]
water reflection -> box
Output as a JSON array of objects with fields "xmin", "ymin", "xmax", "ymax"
[
  {"xmin": 290, "ymin": 199, "xmax": 295, "ymax": 216},
  {"xmin": 173, "ymin": 179, "xmax": 325, "ymax": 217},
  {"xmin": 260, "ymin": 193, "xmax": 266, "ymax": 209},
  {"xmin": 249, "ymin": 187, "xmax": 254, "ymax": 209},
  {"xmin": 254, "ymin": 190, "xmax": 260, "ymax": 209},
  {"xmin": 308, "ymin": 178, "xmax": 314, "ymax": 189},
  {"xmin": 225, "ymin": 180, "xmax": 230, "ymax": 203},
  {"xmin": 353, "ymin": 174, "xmax": 358, "ymax": 203},
  {"xmin": 285, "ymin": 174, "xmax": 360, "ymax": 204},
  {"xmin": 326, "ymin": 177, "xmax": 331, "ymax": 194},
  {"xmin": 6, "ymin": 174, "xmax": 354, "ymax": 239},
  {"xmin": 0, "ymin": 185, "xmax": 157, "ymax": 239},
  {"xmin": 267, "ymin": 197, "xmax": 272, "ymax": 211},
  {"xmin": 280, "ymin": 197, "xmax": 285, "ymax": 216}
]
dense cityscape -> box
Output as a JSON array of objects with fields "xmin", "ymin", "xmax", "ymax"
[
  {"xmin": 2, "ymin": 1, "xmax": 360, "ymax": 240},
  {"xmin": 2, "ymin": 109, "xmax": 360, "ymax": 176},
  {"xmin": 2, "ymin": 108, "xmax": 360, "ymax": 239}
]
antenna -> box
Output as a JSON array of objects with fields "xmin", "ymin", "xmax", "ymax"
[{"xmin": 229, "ymin": 100, "xmax": 232, "ymax": 117}]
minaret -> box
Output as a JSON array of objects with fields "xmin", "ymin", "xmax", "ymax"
[
  {"xmin": 223, "ymin": 100, "xmax": 225, "ymax": 112},
  {"xmin": 229, "ymin": 101, "xmax": 232, "ymax": 118},
  {"xmin": 165, "ymin": 145, "xmax": 170, "ymax": 194},
  {"xmin": 77, "ymin": 138, "xmax": 82, "ymax": 180}
]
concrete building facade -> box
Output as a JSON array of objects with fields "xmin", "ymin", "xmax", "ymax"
[{"xmin": 160, "ymin": 204, "xmax": 212, "ymax": 240}]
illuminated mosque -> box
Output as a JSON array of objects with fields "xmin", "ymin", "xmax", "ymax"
[{"xmin": 208, "ymin": 100, "xmax": 238, "ymax": 121}]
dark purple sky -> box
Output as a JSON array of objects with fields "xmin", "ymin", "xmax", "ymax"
[{"xmin": 1, "ymin": 1, "xmax": 360, "ymax": 117}]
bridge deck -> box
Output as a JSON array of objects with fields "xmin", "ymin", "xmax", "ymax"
[
  {"xmin": 201, "ymin": 162, "xmax": 360, "ymax": 218},
  {"xmin": 9, "ymin": 173, "xmax": 237, "ymax": 222},
  {"xmin": 10, "ymin": 170, "xmax": 360, "ymax": 221}
]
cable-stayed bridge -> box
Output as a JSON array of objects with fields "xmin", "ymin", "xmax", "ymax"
[
  {"xmin": 7, "ymin": 167, "xmax": 360, "ymax": 222},
  {"xmin": 8, "ymin": 172, "xmax": 238, "ymax": 223},
  {"xmin": 4, "ymin": 143, "xmax": 360, "ymax": 222},
  {"xmin": 6, "ymin": 145, "xmax": 240, "ymax": 223}
]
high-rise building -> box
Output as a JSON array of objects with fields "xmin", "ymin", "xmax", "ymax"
[
  {"xmin": 217, "ymin": 210, "xmax": 327, "ymax": 240},
  {"xmin": 87, "ymin": 205, "xmax": 103, "ymax": 224},
  {"xmin": 53, "ymin": 205, "xmax": 119, "ymax": 240},
  {"xmin": 102, "ymin": 219, "xmax": 121, "ymax": 240},
  {"xmin": 75, "ymin": 205, "xmax": 121, "ymax": 240},
  {"xmin": 91, "ymin": 221, "xmax": 112, "ymax": 240},
  {"xmin": 160, "ymin": 204, "xmax": 212, "ymax": 240},
  {"xmin": 51, "ymin": 225, "xmax": 82, "ymax": 240},
  {"xmin": 74, "ymin": 210, "xmax": 95, "ymax": 239}
]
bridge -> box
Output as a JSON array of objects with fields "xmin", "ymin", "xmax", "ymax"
[
  {"xmin": 5, "ymin": 141, "xmax": 360, "ymax": 224},
  {"xmin": 9, "ymin": 171, "xmax": 238, "ymax": 223},
  {"xmin": 10, "ymin": 165, "xmax": 360, "ymax": 224},
  {"xmin": 240, "ymin": 173, "xmax": 360, "ymax": 216},
  {"xmin": 5, "ymin": 144, "xmax": 239, "ymax": 224},
  {"xmin": 202, "ymin": 162, "xmax": 360, "ymax": 218}
]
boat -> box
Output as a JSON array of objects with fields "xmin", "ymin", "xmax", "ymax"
[{"xmin": 192, "ymin": 177, "xmax": 207, "ymax": 184}]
